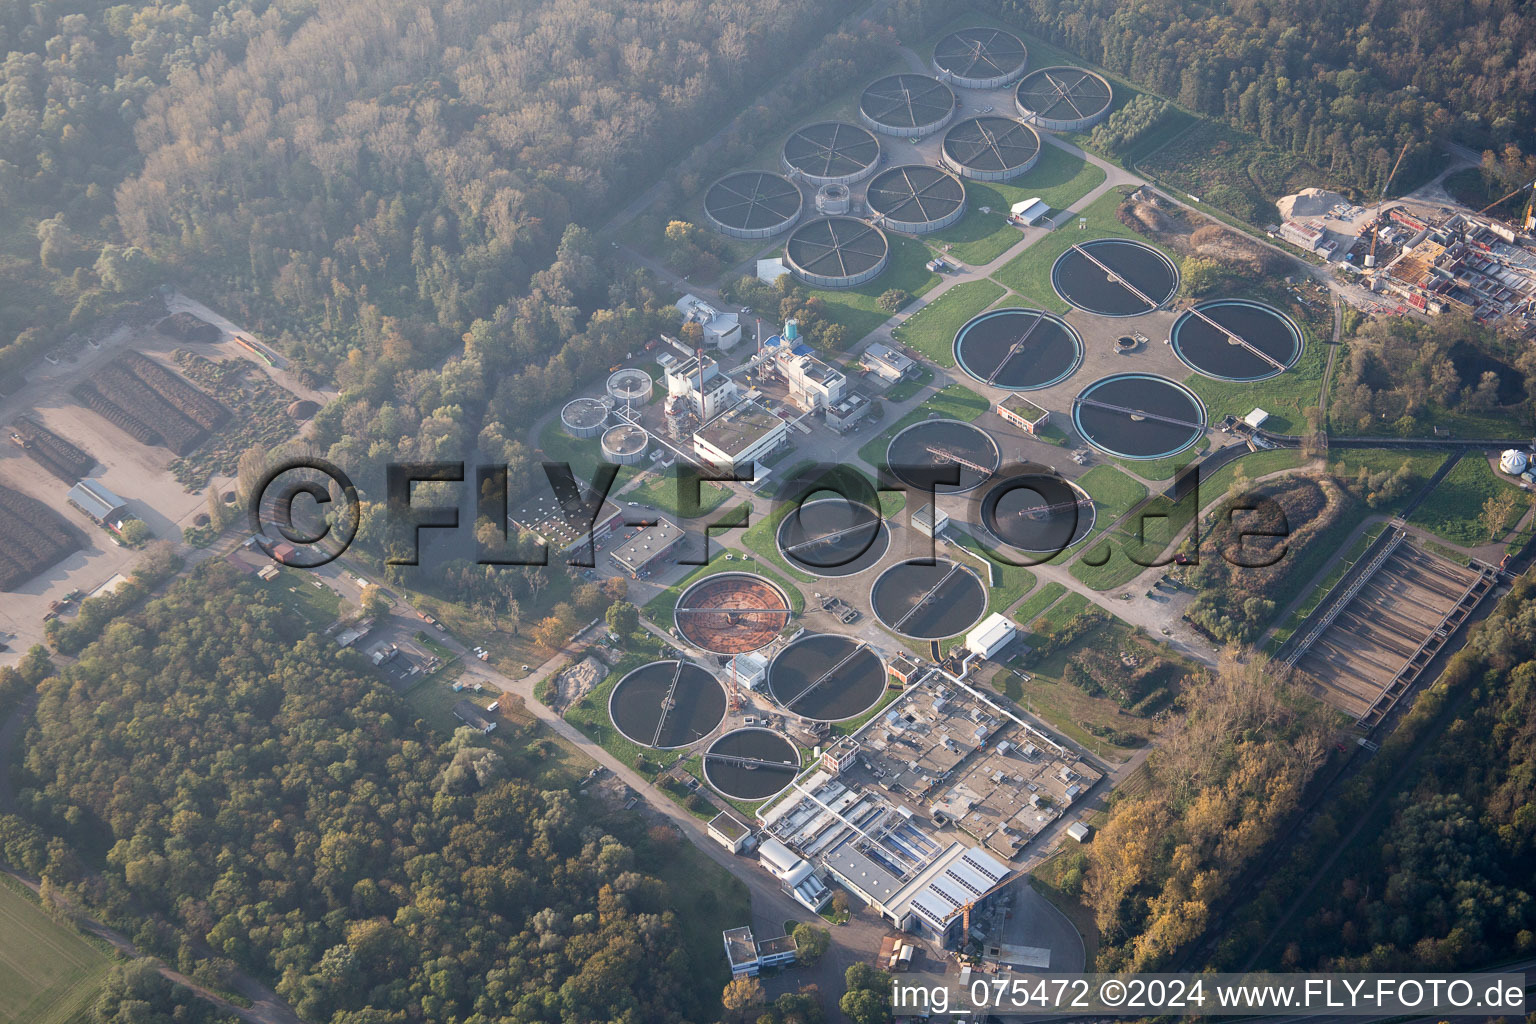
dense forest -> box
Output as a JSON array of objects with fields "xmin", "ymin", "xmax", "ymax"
[
  {"xmin": 1330, "ymin": 313, "xmax": 1536, "ymax": 434},
  {"xmin": 983, "ymin": 0, "xmax": 1536, "ymax": 196},
  {"xmin": 1051, "ymin": 656, "xmax": 1337, "ymax": 970},
  {"xmin": 1217, "ymin": 572, "xmax": 1536, "ymax": 969},
  {"xmin": 3, "ymin": 564, "xmax": 726, "ymax": 1024}
]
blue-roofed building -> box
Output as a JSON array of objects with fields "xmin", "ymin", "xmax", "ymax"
[{"xmin": 67, "ymin": 479, "xmax": 129, "ymax": 528}]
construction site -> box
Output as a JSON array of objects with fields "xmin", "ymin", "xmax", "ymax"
[{"xmin": 1280, "ymin": 526, "xmax": 1498, "ymax": 727}]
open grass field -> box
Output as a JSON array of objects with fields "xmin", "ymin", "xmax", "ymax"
[
  {"xmin": 1181, "ymin": 321, "xmax": 1328, "ymax": 437},
  {"xmin": 890, "ymin": 279, "xmax": 1004, "ymax": 366},
  {"xmin": 1196, "ymin": 449, "xmax": 1309, "ymax": 504},
  {"xmin": 1011, "ymin": 581, "xmax": 1065, "ymax": 628},
  {"xmin": 1110, "ymin": 435, "xmax": 1210, "ymax": 481},
  {"xmin": 926, "ymin": 147, "xmax": 1106, "ymax": 265},
  {"xmin": 1076, "ymin": 465, "xmax": 1148, "ymax": 522},
  {"xmin": 1070, "ymin": 489, "xmax": 1193, "ymax": 591},
  {"xmin": 992, "ymin": 187, "xmax": 1180, "ymax": 315},
  {"xmin": 801, "ymin": 234, "xmax": 942, "ymax": 349},
  {"xmin": 0, "ymin": 878, "xmax": 111, "ymax": 1024},
  {"xmin": 1137, "ymin": 118, "xmax": 1324, "ymax": 228},
  {"xmin": 1409, "ymin": 455, "xmax": 1526, "ymax": 548},
  {"xmin": 949, "ymin": 530, "xmax": 1036, "ymax": 616},
  {"xmin": 625, "ymin": 473, "xmax": 732, "ymax": 520}
]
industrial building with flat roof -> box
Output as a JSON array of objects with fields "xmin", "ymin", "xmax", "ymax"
[
  {"xmin": 509, "ymin": 482, "xmax": 622, "ymax": 557},
  {"xmin": 861, "ymin": 342, "xmax": 915, "ymax": 383},
  {"xmin": 708, "ymin": 810, "xmax": 753, "ymax": 853},
  {"xmin": 609, "ymin": 517, "xmax": 683, "ymax": 578},
  {"xmin": 723, "ymin": 926, "xmax": 798, "ymax": 977},
  {"xmin": 693, "ymin": 400, "xmax": 788, "ymax": 476},
  {"xmin": 996, "ymin": 394, "xmax": 1050, "ymax": 434}
]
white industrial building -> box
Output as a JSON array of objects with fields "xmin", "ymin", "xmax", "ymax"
[
  {"xmin": 676, "ymin": 294, "xmax": 742, "ymax": 349},
  {"xmin": 1500, "ymin": 449, "xmax": 1529, "ymax": 476},
  {"xmin": 708, "ymin": 811, "xmax": 753, "ymax": 854},
  {"xmin": 758, "ymin": 836, "xmax": 832, "ymax": 911},
  {"xmin": 723, "ymin": 926, "xmax": 797, "ymax": 977},
  {"xmin": 1010, "ymin": 197, "xmax": 1050, "ymax": 225},
  {"xmin": 663, "ymin": 353, "xmax": 741, "ymax": 422},
  {"xmin": 966, "ymin": 613, "xmax": 1017, "ymax": 660},
  {"xmin": 693, "ymin": 400, "xmax": 789, "ymax": 476},
  {"xmin": 861, "ymin": 342, "xmax": 916, "ymax": 383},
  {"xmin": 778, "ymin": 349, "xmax": 847, "ymax": 412},
  {"xmin": 821, "ymin": 839, "xmax": 1011, "ymax": 944},
  {"xmin": 911, "ymin": 502, "xmax": 948, "ymax": 538}
]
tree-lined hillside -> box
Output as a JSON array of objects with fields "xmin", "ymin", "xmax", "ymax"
[
  {"xmin": 985, "ymin": 0, "xmax": 1536, "ymax": 195},
  {"xmin": 8, "ymin": 563, "xmax": 722, "ymax": 1024}
]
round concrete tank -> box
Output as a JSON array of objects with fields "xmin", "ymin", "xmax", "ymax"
[
  {"xmin": 607, "ymin": 367, "xmax": 653, "ymax": 405},
  {"xmin": 601, "ymin": 423, "xmax": 649, "ymax": 465},
  {"xmin": 560, "ymin": 397, "xmax": 609, "ymax": 438}
]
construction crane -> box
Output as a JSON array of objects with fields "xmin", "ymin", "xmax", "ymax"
[
  {"xmin": 1476, "ymin": 177, "xmax": 1536, "ymax": 220},
  {"xmin": 1366, "ymin": 140, "xmax": 1412, "ymax": 270}
]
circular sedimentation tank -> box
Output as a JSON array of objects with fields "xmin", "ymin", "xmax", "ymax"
[
  {"xmin": 1015, "ymin": 66, "xmax": 1113, "ymax": 131},
  {"xmin": 606, "ymin": 367, "xmax": 654, "ymax": 404},
  {"xmin": 979, "ymin": 474, "xmax": 1096, "ymax": 554},
  {"xmin": 674, "ymin": 572, "xmax": 792, "ymax": 656},
  {"xmin": 933, "ymin": 27, "xmax": 1029, "ymax": 89},
  {"xmin": 783, "ymin": 217, "xmax": 889, "ymax": 289},
  {"xmin": 941, "ymin": 116, "xmax": 1041, "ymax": 182},
  {"xmin": 864, "ymin": 164, "xmax": 966, "ymax": 234},
  {"xmin": 704, "ymin": 728, "xmax": 801, "ymax": 801},
  {"xmin": 859, "ymin": 74, "xmax": 957, "ymax": 138},
  {"xmin": 1073, "ymin": 373, "xmax": 1207, "ymax": 460},
  {"xmin": 781, "ymin": 121, "xmax": 881, "ymax": 186},
  {"xmin": 775, "ymin": 497, "xmax": 889, "ymax": 577},
  {"xmin": 885, "ymin": 418, "xmax": 999, "ymax": 493},
  {"xmin": 608, "ymin": 660, "xmax": 728, "ymax": 749},
  {"xmin": 767, "ymin": 634, "xmax": 886, "ymax": 722},
  {"xmin": 1170, "ymin": 299, "xmax": 1302, "ymax": 382},
  {"xmin": 871, "ymin": 558, "xmax": 987, "ymax": 640},
  {"xmin": 560, "ymin": 397, "xmax": 609, "ymax": 438},
  {"xmin": 703, "ymin": 170, "xmax": 804, "ymax": 239},
  {"xmin": 953, "ymin": 307, "xmax": 1082, "ymax": 391},
  {"xmin": 600, "ymin": 423, "xmax": 648, "ymax": 465},
  {"xmin": 1050, "ymin": 238, "xmax": 1179, "ymax": 317}
]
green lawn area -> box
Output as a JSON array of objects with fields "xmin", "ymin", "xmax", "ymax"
[
  {"xmin": 883, "ymin": 364, "xmax": 933, "ymax": 402},
  {"xmin": 0, "ymin": 878, "xmax": 110, "ymax": 1024},
  {"xmin": 1033, "ymin": 591, "xmax": 1090, "ymax": 633},
  {"xmin": 925, "ymin": 147, "xmax": 1106, "ymax": 265},
  {"xmin": 537, "ymin": 418, "xmax": 633, "ymax": 489},
  {"xmin": 799, "ymin": 234, "xmax": 941, "ymax": 350},
  {"xmin": 1011, "ymin": 581, "xmax": 1066, "ymax": 628},
  {"xmin": 1197, "ymin": 449, "xmax": 1309, "ymax": 505},
  {"xmin": 1409, "ymin": 455, "xmax": 1526, "ymax": 548},
  {"xmin": 1110, "ymin": 436, "xmax": 1210, "ymax": 481},
  {"xmin": 1076, "ymin": 465, "xmax": 1148, "ymax": 522},
  {"xmin": 262, "ymin": 566, "xmax": 343, "ymax": 627},
  {"xmin": 890, "ymin": 279, "xmax": 1004, "ymax": 366},
  {"xmin": 1070, "ymin": 489, "xmax": 1194, "ymax": 591},
  {"xmin": 625, "ymin": 472, "xmax": 732, "ymax": 519},
  {"xmin": 992, "ymin": 187, "xmax": 1177, "ymax": 314},
  {"xmin": 856, "ymin": 382, "xmax": 991, "ymax": 470},
  {"xmin": 950, "ymin": 530, "xmax": 1036, "ymax": 615}
]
